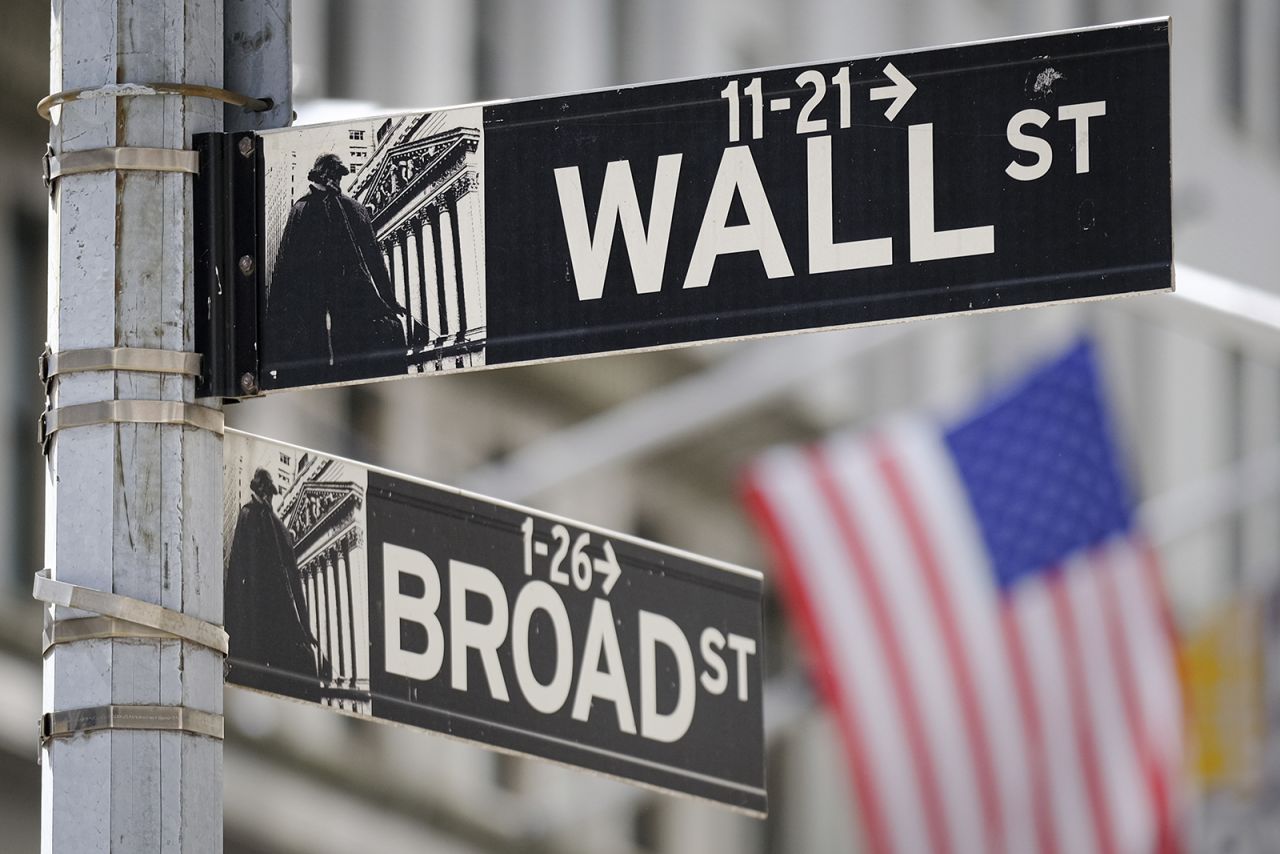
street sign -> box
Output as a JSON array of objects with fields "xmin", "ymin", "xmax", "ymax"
[
  {"xmin": 222, "ymin": 429, "xmax": 767, "ymax": 815},
  {"xmin": 196, "ymin": 18, "xmax": 1170, "ymax": 397}
]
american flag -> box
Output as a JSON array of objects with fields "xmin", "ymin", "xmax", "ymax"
[{"xmin": 744, "ymin": 340, "xmax": 1183, "ymax": 854}]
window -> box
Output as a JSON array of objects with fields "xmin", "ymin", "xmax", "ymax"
[{"xmin": 349, "ymin": 130, "xmax": 365, "ymax": 141}]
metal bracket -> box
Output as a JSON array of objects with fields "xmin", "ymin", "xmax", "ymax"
[
  {"xmin": 194, "ymin": 131, "xmax": 262, "ymax": 399},
  {"xmin": 44, "ymin": 145, "xmax": 199, "ymax": 197},
  {"xmin": 40, "ymin": 705, "xmax": 224, "ymax": 745},
  {"xmin": 33, "ymin": 569, "xmax": 229, "ymax": 656},
  {"xmin": 39, "ymin": 346, "xmax": 202, "ymax": 390},
  {"xmin": 39, "ymin": 399, "xmax": 224, "ymax": 453}
]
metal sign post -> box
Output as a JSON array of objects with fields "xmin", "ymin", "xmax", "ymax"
[
  {"xmin": 221, "ymin": 430, "xmax": 767, "ymax": 815},
  {"xmin": 41, "ymin": 0, "xmax": 226, "ymax": 850},
  {"xmin": 41, "ymin": 1, "xmax": 290, "ymax": 850},
  {"xmin": 196, "ymin": 18, "xmax": 1171, "ymax": 399}
]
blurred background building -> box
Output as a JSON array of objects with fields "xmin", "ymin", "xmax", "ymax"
[{"xmin": 3, "ymin": 1, "xmax": 1280, "ymax": 852}]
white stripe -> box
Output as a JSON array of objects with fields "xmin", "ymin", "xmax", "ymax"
[
  {"xmin": 1062, "ymin": 553, "xmax": 1153, "ymax": 854},
  {"xmin": 1012, "ymin": 575, "xmax": 1099, "ymax": 854},
  {"xmin": 1107, "ymin": 541, "xmax": 1183, "ymax": 779},
  {"xmin": 756, "ymin": 447, "xmax": 930, "ymax": 854},
  {"xmin": 826, "ymin": 435, "xmax": 987, "ymax": 854},
  {"xmin": 885, "ymin": 422, "xmax": 1038, "ymax": 854}
]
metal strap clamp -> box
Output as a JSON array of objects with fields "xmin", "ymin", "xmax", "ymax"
[
  {"xmin": 44, "ymin": 145, "xmax": 200, "ymax": 195},
  {"xmin": 39, "ymin": 399, "xmax": 223, "ymax": 453},
  {"xmin": 43, "ymin": 615, "xmax": 193, "ymax": 653},
  {"xmin": 39, "ymin": 345, "xmax": 202, "ymax": 390},
  {"xmin": 33, "ymin": 569, "xmax": 229, "ymax": 656},
  {"xmin": 40, "ymin": 704, "xmax": 224, "ymax": 745},
  {"xmin": 37, "ymin": 81, "xmax": 271, "ymax": 122}
]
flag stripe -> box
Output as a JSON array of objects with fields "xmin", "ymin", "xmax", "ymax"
[
  {"xmin": 1048, "ymin": 572, "xmax": 1119, "ymax": 854},
  {"xmin": 809, "ymin": 446, "xmax": 954, "ymax": 854},
  {"xmin": 1013, "ymin": 577, "xmax": 1099, "ymax": 854},
  {"xmin": 827, "ymin": 437, "xmax": 990, "ymax": 853},
  {"xmin": 880, "ymin": 423, "xmax": 1040, "ymax": 854},
  {"xmin": 1064, "ymin": 554, "xmax": 1152, "ymax": 853},
  {"xmin": 871, "ymin": 435, "xmax": 1004, "ymax": 852},
  {"xmin": 998, "ymin": 603, "xmax": 1061, "ymax": 854},
  {"xmin": 749, "ymin": 450, "xmax": 934, "ymax": 854},
  {"xmin": 741, "ymin": 476, "xmax": 894, "ymax": 854},
  {"xmin": 1096, "ymin": 544, "xmax": 1177, "ymax": 854}
]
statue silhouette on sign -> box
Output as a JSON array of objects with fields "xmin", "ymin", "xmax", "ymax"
[
  {"xmin": 226, "ymin": 467, "xmax": 323, "ymax": 700},
  {"xmin": 265, "ymin": 153, "xmax": 407, "ymax": 384}
]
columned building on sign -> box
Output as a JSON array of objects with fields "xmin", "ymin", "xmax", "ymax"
[
  {"xmin": 277, "ymin": 453, "xmax": 371, "ymax": 713},
  {"xmin": 351, "ymin": 113, "xmax": 486, "ymax": 372}
]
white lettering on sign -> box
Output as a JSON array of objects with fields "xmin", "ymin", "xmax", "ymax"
[
  {"xmin": 572, "ymin": 597, "xmax": 637, "ymax": 734},
  {"xmin": 1058, "ymin": 101, "xmax": 1106, "ymax": 173},
  {"xmin": 512, "ymin": 580, "xmax": 574, "ymax": 713},
  {"xmin": 554, "ymin": 94, "xmax": 1028, "ymax": 296},
  {"xmin": 381, "ymin": 539, "xmax": 759, "ymax": 744},
  {"xmin": 1005, "ymin": 109, "xmax": 1053, "ymax": 181},
  {"xmin": 639, "ymin": 611, "xmax": 696, "ymax": 742},
  {"xmin": 1005, "ymin": 100, "xmax": 1107, "ymax": 181},
  {"xmin": 685, "ymin": 145, "xmax": 794, "ymax": 290},
  {"xmin": 807, "ymin": 135, "xmax": 893, "ymax": 273},
  {"xmin": 554, "ymin": 155, "xmax": 683, "ymax": 301},
  {"xmin": 908, "ymin": 123, "xmax": 996, "ymax": 262},
  {"xmin": 450, "ymin": 560, "xmax": 510, "ymax": 701},
  {"xmin": 383, "ymin": 543, "xmax": 444, "ymax": 681}
]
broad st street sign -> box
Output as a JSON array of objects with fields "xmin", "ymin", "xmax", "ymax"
[
  {"xmin": 196, "ymin": 18, "xmax": 1170, "ymax": 397},
  {"xmin": 222, "ymin": 429, "xmax": 766, "ymax": 814}
]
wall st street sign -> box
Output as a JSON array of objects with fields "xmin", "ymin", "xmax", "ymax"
[
  {"xmin": 222, "ymin": 430, "xmax": 767, "ymax": 814},
  {"xmin": 196, "ymin": 18, "xmax": 1170, "ymax": 396}
]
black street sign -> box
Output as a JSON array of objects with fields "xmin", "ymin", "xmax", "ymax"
[
  {"xmin": 197, "ymin": 19, "xmax": 1170, "ymax": 397},
  {"xmin": 222, "ymin": 429, "xmax": 767, "ymax": 814}
]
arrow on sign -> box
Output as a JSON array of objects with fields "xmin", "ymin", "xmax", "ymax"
[
  {"xmin": 594, "ymin": 540, "xmax": 622, "ymax": 595},
  {"xmin": 870, "ymin": 62, "xmax": 916, "ymax": 121}
]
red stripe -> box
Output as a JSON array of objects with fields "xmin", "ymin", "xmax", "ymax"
[
  {"xmin": 1095, "ymin": 546, "xmax": 1178, "ymax": 854},
  {"xmin": 873, "ymin": 438, "xmax": 1001, "ymax": 851},
  {"xmin": 1047, "ymin": 570, "xmax": 1118, "ymax": 854},
  {"xmin": 999, "ymin": 603, "xmax": 1061, "ymax": 854},
  {"xmin": 1134, "ymin": 539, "xmax": 1185, "ymax": 854},
  {"xmin": 741, "ymin": 471, "xmax": 894, "ymax": 854},
  {"xmin": 808, "ymin": 446, "xmax": 954, "ymax": 854}
]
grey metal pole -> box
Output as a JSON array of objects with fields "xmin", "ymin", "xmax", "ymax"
[{"xmin": 43, "ymin": 0, "xmax": 224, "ymax": 851}]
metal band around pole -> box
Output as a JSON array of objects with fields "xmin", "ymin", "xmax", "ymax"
[
  {"xmin": 42, "ymin": 616, "xmax": 188, "ymax": 654},
  {"xmin": 44, "ymin": 146, "xmax": 199, "ymax": 185},
  {"xmin": 39, "ymin": 399, "xmax": 223, "ymax": 451},
  {"xmin": 37, "ymin": 81, "xmax": 271, "ymax": 121},
  {"xmin": 40, "ymin": 705, "xmax": 224, "ymax": 744},
  {"xmin": 40, "ymin": 346, "xmax": 202, "ymax": 386},
  {"xmin": 33, "ymin": 569, "xmax": 229, "ymax": 656}
]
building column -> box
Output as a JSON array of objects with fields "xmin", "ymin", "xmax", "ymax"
[
  {"xmin": 430, "ymin": 209, "xmax": 453, "ymax": 337},
  {"xmin": 319, "ymin": 559, "xmax": 333, "ymax": 686},
  {"xmin": 413, "ymin": 218, "xmax": 433, "ymax": 335},
  {"xmin": 325, "ymin": 551, "xmax": 340, "ymax": 688},
  {"xmin": 308, "ymin": 568, "xmax": 322, "ymax": 671},
  {"xmin": 449, "ymin": 177, "xmax": 485, "ymax": 337},
  {"xmin": 445, "ymin": 193, "xmax": 468, "ymax": 337},
  {"xmin": 403, "ymin": 226, "xmax": 423, "ymax": 327},
  {"xmin": 342, "ymin": 537, "xmax": 359, "ymax": 685},
  {"xmin": 330, "ymin": 549, "xmax": 347, "ymax": 684}
]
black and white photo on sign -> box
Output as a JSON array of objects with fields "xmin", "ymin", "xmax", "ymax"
[
  {"xmin": 224, "ymin": 433, "xmax": 373, "ymax": 715},
  {"xmin": 261, "ymin": 107, "xmax": 486, "ymax": 386}
]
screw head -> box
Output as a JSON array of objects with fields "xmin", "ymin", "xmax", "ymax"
[
  {"xmin": 239, "ymin": 372, "xmax": 258, "ymax": 394},
  {"xmin": 237, "ymin": 137, "xmax": 254, "ymax": 158},
  {"xmin": 237, "ymin": 255, "xmax": 255, "ymax": 276}
]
